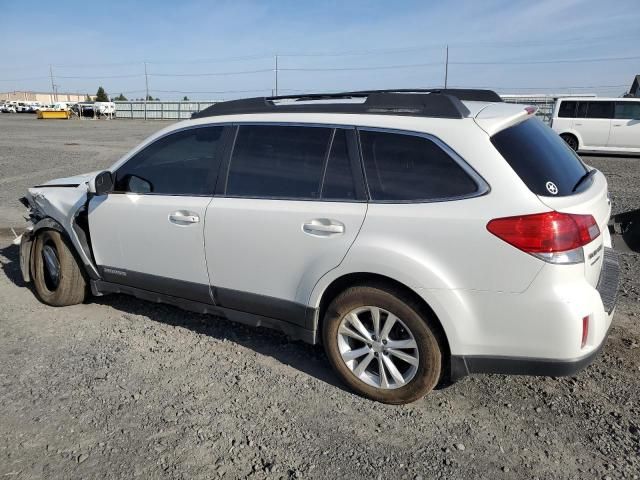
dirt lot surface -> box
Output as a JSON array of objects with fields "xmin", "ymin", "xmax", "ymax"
[{"xmin": 0, "ymin": 115, "xmax": 639, "ymax": 479}]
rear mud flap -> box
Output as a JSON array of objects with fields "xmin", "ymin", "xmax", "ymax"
[{"xmin": 609, "ymin": 208, "xmax": 640, "ymax": 253}]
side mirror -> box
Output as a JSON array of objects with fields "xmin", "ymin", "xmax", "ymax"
[{"xmin": 90, "ymin": 171, "xmax": 114, "ymax": 195}]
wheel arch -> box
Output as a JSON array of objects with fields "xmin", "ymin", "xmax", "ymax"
[
  {"xmin": 558, "ymin": 129, "xmax": 582, "ymax": 149},
  {"xmin": 315, "ymin": 272, "xmax": 452, "ymax": 367},
  {"xmin": 23, "ymin": 216, "xmax": 98, "ymax": 283}
]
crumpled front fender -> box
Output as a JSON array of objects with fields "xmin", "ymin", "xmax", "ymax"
[{"xmin": 19, "ymin": 211, "xmax": 100, "ymax": 283}]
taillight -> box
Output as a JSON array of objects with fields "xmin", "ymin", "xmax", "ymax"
[{"xmin": 486, "ymin": 211, "xmax": 600, "ymax": 264}]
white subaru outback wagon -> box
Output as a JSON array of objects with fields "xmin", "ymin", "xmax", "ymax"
[{"xmin": 18, "ymin": 89, "xmax": 620, "ymax": 404}]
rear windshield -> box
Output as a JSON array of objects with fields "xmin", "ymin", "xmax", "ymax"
[{"xmin": 491, "ymin": 118, "xmax": 588, "ymax": 196}]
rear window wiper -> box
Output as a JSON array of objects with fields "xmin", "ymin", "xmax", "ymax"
[{"xmin": 572, "ymin": 168, "xmax": 597, "ymax": 193}]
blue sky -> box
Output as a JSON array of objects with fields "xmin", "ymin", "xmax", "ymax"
[{"xmin": 0, "ymin": 0, "xmax": 638, "ymax": 100}]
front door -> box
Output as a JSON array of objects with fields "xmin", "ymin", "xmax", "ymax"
[
  {"xmin": 89, "ymin": 125, "xmax": 226, "ymax": 303},
  {"xmin": 204, "ymin": 124, "xmax": 367, "ymax": 326}
]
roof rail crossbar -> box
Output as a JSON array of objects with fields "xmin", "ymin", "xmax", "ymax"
[{"xmin": 191, "ymin": 88, "xmax": 501, "ymax": 120}]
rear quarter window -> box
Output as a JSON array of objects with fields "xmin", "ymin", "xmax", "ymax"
[
  {"xmin": 490, "ymin": 118, "xmax": 588, "ymax": 197},
  {"xmin": 359, "ymin": 129, "xmax": 480, "ymax": 202}
]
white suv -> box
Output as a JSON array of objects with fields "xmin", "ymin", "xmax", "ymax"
[
  {"xmin": 551, "ymin": 97, "xmax": 640, "ymax": 154},
  {"xmin": 17, "ymin": 89, "xmax": 620, "ymax": 404}
]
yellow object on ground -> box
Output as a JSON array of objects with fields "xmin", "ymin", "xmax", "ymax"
[{"xmin": 37, "ymin": 110, "xmax": 71, "ymax": 119}]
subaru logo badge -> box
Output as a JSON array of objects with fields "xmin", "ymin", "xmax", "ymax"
[{"xmin": 545, "ymin": 181, "xmax": 558, "ymax": 195}]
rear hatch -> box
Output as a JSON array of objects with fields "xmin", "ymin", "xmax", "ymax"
[{"xmin": 484, "ymin": 113, "xmax": 610, "ymax": 287}]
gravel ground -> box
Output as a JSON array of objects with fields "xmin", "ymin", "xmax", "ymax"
[{"xmin": 0, "ymin": 115, "xmax": 639, "ymax": 479}]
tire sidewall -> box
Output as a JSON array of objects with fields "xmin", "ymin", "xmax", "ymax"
[
  {"xmin": 562, "ymin": 134, "xmax": 578, "ymax": 151},
  {"xmin": 323, "ymin": 287, "xmax": 442, "ymax": 404},
  {"xmin": 31, "ymin": 229, "xmax": 84, "ymax": 306}
]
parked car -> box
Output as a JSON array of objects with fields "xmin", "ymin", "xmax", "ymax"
[
  {"xmin": 94, "ymin": 101, "xmax": 116, "ymax": 117},
  {"xmin": 1, "ymin": 102, "xmax": 17, "ymax": 113},
  {"xmin": 17, "ymin": 89, "xmax": 619, "ymax": 404},
  {"xmin": 27, "ymin": 102, "xmax": 42, "ymax": 112},
  {"xmin": 15, "ymin": 102, "xmax": 30, "ymax": 113},
  {"xmin": 551, "ymin": 97, "xmax": 640, "ymax": 154}
]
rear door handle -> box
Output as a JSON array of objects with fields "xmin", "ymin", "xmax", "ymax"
[
  {"xmin": 169, "ymin": 211, "xmax": 200, "ymax": 225},
  {"xmin": 303, "ymin": 219, "xmax": 345, "ymax": 236}
]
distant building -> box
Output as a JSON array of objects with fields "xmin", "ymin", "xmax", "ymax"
[
  {"xmin": 0, "ymin": 91, "xmax": 92, "ymax": 103},
  {"xmin": 630, "ymin": 75, "xmax": 640, "ymax": 97}
]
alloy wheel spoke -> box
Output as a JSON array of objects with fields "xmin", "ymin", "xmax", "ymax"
[
  {"xmin": 382, "ymin": 354, "xmax": 406, "ymax": 386},
  {"xmin": 338, "ymin": 324, "xmax": 370, "ymax": 344},
  {"xmin": 353, "ymin": 351, "xmax": 375, "ymax": 377},
  {"xmin": 385, "ymin": 338, "xmax": 417, "ymax": 350},
  {"xmin": 342, "ymin": 346, "xmax": 371, "ymax": 362},
  {"xmin": 378, "ymin": 355, "xmax": 389, "ymax": 389},
  {"xmin": 379, "ymin": 313, "xmax": 398, "ymax": 340},
  {"xmin": 346, "ymin": 313, "xmax": 373, "ymax": 342},
  {"xmin": 371, "ymin": 307, "xmax": 381, "ymax": 338},
  {"xmin": 387, "ymin": 348, "xmax": 419, "ymax": 366}
]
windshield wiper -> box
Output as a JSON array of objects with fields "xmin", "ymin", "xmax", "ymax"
[{"xmin": 572, "ymin": 168, "xmax": 597, "ymax": 193}]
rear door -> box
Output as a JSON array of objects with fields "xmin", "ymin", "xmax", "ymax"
[
  {"xmin": 204, "ymin": 124, "xmax": 367, "ymax": 325},
  {"xmin": 608, "ymin": 101, "xmax": 640, "ymax": 151},
  {"xmin": 89, "ymin": 125, "xmax": 226, "ymax": 302},
  {"xmin": 490, "ymin": 117, "xmax": 610, "ymax": 286},
  {"xmin": 574, "ymin": 101, "xmax": 613, "ymax": 149}
]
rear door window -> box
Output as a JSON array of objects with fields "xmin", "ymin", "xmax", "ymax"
[
  {"xmin": 321, "ymin": 129, "xmax": 358, "ymax": 201},
  {"xmin": 359, "ymin": 129, "xmax": 480, "ymax": 202},
  {"xmin": 585, "ymin": 101, "xmax": 614, "ymax": 119},
  {"xmin": 491, "ymin": 118, "xmax": 588, "ymax": 197},
  {"xmin": 226, "ymin": 125, "xmax": 332, "ymax": 199}
]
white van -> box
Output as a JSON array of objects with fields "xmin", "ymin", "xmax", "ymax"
[{"xmin": 551, "ymin": 97, "xmax": 640, "ymax": 154}]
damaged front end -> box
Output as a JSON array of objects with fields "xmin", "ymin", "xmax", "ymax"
[{"xmin": 18, "ymin": 173, "xmax": 101, "ymax": 283}]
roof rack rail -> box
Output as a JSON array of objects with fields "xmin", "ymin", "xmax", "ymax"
[{"xmin": 191, "ymin": 88, "xmax": 502, "ymax": 120}]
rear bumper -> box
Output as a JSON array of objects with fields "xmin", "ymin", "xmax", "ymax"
[
  {"xmin": 449, "ymin": 247, "xmax": 620, "ymax": 381},
  {"xmin": 450, "ymin": 337, "xmax": 606, "ymax": 381}
]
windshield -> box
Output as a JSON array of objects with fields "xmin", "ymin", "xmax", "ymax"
[{"xmin": 491, "ymin": 118, "xmax": 589, "ymax": 197}]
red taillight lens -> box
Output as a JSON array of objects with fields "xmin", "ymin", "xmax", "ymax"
[{"xmin": 487, "ymin": 211, "xmax": 600, "ymax": 254}]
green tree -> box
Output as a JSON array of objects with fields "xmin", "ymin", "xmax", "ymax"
[
  {"xmin": 114, "ymin": 93, "xmax": 127, "ymax": 101},
  {"xmin": 182, "ymin": 96, "xmax": 189, "ymax": 101},
  {"xmin": 146, "ymin": 94, "xmax": 154, "ymax": 101},
  {"xmin": 84, "ymin": 95, "xmax": 92, "ymax": 102},
  {"xmin": 95, "ymin": 86, "xmax": 109, "ymax": 102}
]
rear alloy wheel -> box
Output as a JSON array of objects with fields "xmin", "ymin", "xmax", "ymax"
[
  {"xmin": 323, "ymin": 286, "xmax": 442, "ymax": 404},
  {"xmin": 32, "ymin": 230, "xmax": 87, "ymax": 306},
  {"xmin": 561, "ymin": 134, "xmax": 579, "ymax": 151}
]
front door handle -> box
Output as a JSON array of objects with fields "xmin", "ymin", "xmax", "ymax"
[
  {"xmin": 169, "ymin": 211, "xmax": 200, "ymax": 225},
  {"xmin": 303, "ymin": 219, "xmax": 345, "ymax": 236}
]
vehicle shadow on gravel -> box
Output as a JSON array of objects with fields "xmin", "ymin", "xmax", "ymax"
[
  {"xmin": 92, "ymin": 293, "xmax": 353, "ymax": 392},
  {"xmin": 0, "ymin": 242, "xmax": 27, "ymax": 288},
  {"xmin": 1, "ymin": 239, "xmax": 349, "ymax": 392}
]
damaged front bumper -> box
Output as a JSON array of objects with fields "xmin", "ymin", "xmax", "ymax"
[{"xmin": 18, "ymin": 183, "xmax": 101, "ymax": 284}]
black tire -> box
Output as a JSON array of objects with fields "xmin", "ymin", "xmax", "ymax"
[
  {"xmin": 322, "ymin": 285, "xmax": 443, "ymax": 404},
  {"xmin": 561, "ymin": 133, "xmax": 579, "ymax": 151},
  {"xmin": 31, "ymin": 230, "xmax": 87, "ymax": 306}
]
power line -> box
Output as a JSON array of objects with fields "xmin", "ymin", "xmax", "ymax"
[
  {"xmin": 280, "ymin": 61, "xmax": 443, "ymax": 72},
  {"xmin": 153, "ymin": 88, "xmax": 272, "ymax": 94},
  {"xmin": 55, "ymin": 74, "xmax": 144, "ymax": 79},
  {"xmin": 149, "ymin": 68, "xmax": 272, "ymax": 77},
  {"xmin": 449, "ymin": 55, "xmax": 640, "ymax": 65}
]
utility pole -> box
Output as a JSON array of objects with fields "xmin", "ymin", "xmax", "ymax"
[
  {"xmin": 444, "ymin": 45, "xmax": 449, "ymax": 89},
  {"xmin": 144, "ymin": 61, "xmax": 149, "ymax": 120},
  {"xmin": 274, "ymin": 55, "xmax": 279, "ymax": 96},
  {"xmin": 49, "ymin": 65, "xmax": 56, "ymax": 102}
]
